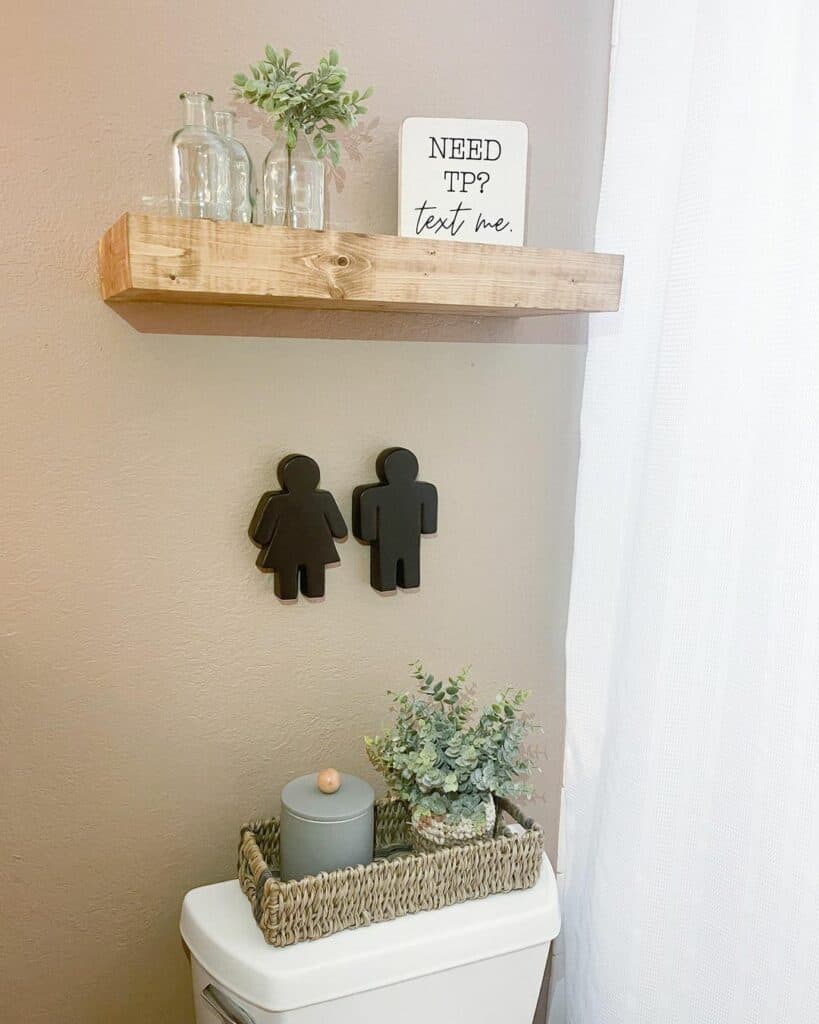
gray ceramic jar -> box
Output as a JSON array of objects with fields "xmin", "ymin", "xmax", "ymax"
[{"xmin": 279, "ymin": 769, "xmax": 375, "ymax": 882}]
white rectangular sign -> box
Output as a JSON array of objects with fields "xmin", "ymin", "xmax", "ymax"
[{"xmin": 398, "ymin": 117, "xmax": 528, "ymax": 246}]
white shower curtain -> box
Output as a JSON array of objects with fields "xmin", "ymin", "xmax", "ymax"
[{"xmin": 561, "ymin": 2, "xmax": 819, "ymax": 1022}]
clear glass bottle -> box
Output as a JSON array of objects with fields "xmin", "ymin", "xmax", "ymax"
[
  {"xmin": 213, "ymin": 110, "xmax": 254, "ymax": 224},
  {"xmin": 169, "ymin": 92, "xmax": 231, "ymax": 221},
  {"xmin": 261, "ymin": 135, "xmax": 288, "ymax": 227},
  {"xmin": 262, "ymin": 135, "xmax": 325, "ymax": 229}
]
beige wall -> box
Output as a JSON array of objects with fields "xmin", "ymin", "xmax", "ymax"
[{"xmin": 0, "ymin": 3, "xmax": 611, "ymax": 1020}]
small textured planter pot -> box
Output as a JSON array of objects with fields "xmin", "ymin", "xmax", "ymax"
[{"xmin": 409, "ymin": 797, "xmax": 497, "ymax": 852}]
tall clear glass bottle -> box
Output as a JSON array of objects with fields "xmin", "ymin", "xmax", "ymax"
[
  {"xmin": 261, "ymin": 135, "xmax": 288, "ymax": 227},
  {"xmin": 169, "ymin": 92, "xmax": 230, "ymax": 221},
  {"xmin": 213, "ymin": 110, "xmax": 254, "ymax": 224},
  {"xmin": 263, "ymin": 136, "xmax": 325, "ymax": 230}
]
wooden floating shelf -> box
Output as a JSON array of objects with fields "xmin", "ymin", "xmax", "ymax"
[{"xmin": 99, "ymin": 213, "xmax": 623, "ymax": 318}]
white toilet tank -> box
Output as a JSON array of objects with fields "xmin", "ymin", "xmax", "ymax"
[{"xmin": 180, "ymin": 855, "xmax": 560, "ymax": 1024}]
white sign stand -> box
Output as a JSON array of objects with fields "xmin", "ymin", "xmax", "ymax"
[{"xmin": 398, "ymin": 117, "xmax": 528, "ymax": 246}]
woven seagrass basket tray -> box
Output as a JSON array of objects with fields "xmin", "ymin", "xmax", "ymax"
[{"xmin": 238, "ymin": 796, "xmax": 543, "ymax": 947}]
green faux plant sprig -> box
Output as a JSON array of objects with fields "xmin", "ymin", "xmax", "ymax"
[
  {"xmin": 365, "ymin": 663, "xmax": 537, "ymax": 829},
  {"xmin": 233, "ymin": 47, "xmax": 372, "ymax": 165}
]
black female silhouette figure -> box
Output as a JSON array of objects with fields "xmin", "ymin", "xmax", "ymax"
[
  {"xmin": 353, "ymin": 448, "xmax": 438, "ymax": 592},
  {"xmin": 249, "ymin": 455, "xmax": 347, "ymax": 600}
]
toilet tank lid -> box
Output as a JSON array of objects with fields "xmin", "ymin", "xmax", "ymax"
[{"xmin": 180, "ymin": 854, "xmax": 560, "ymax": 1013}]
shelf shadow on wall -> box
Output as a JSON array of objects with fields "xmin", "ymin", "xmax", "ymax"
[{"xmin": 106, "ymin": 301, "xmax": 587, "ymax": 345}]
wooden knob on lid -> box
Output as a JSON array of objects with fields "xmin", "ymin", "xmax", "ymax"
[{"xmin": 317, "ymin": 768, "xmax": 341, "ymax": 794}]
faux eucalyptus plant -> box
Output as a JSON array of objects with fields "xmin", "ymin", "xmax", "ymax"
[
  {"xmin": 366, "ymin": 663, "xmax": 537, "ymax": 837},
  {"xmin": 233, "ymin": 47, "xmax": 372, "ymax": 165}
]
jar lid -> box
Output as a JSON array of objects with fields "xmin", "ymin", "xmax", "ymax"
[{"xmin": 281, "ymin": 772, "xmax": 374, "ymax": 823}]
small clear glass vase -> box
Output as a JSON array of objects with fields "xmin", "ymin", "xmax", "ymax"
[
  {"xmin": 169, "ymin": 92, "xmax": 231, "ymax": 221},
  {"xmin": 213, "ymin": 110, "xmax": 254, "ymax": 224},
  {"xmin": 262, "ymin": 135, "xmax": 325, "ymax": 230}
]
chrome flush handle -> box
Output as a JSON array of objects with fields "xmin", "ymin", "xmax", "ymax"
[{"xmin": 201, "ymin": 984, "xmax": 256, "ymax": 1024}]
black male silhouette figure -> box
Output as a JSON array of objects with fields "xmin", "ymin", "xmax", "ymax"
[
  {"xmin": 249, "ymin": 455, "xmax": 347, "ymax": 600},
  {"xmin": 353, "ymin": 448, "xmax": 438, "ymax": 592}
]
